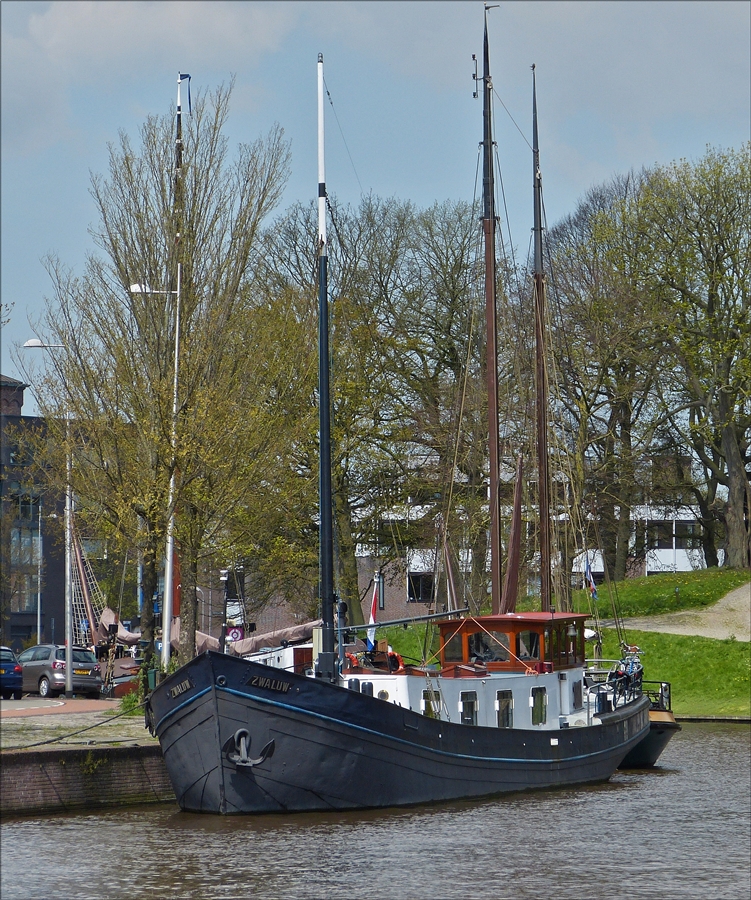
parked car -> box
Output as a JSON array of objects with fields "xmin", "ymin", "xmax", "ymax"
[
  {"xmin": 0, "ymin": 646, "xmax": 23, "ymax": 699},
  {"xmin": 17, "ymin": 644, "xmax": 102, "ymax": 698}
]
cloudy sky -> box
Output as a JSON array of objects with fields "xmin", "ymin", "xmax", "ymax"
[{"xmin": 2, "ymin": 0, "xmax": 749, "ymax": 404}]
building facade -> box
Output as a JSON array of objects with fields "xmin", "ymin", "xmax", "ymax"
[{"xmin": 1, "ymin": 376, "xmax": 66, "ymax": 652}]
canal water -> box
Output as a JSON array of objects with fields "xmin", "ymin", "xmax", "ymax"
[{"xmin": 2, "ymin": 723, "xmax": 749, "ymax": 900}]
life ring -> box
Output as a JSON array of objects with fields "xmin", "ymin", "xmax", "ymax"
[{"xmin": 387, "ymin": 651, "xmax": 405, "ymax": 672}]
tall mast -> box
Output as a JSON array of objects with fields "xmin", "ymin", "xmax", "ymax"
[
  {"xmin": 317, "ymin": 53, "xmax": 336, "ymax": 681},
  {"xmin": 161, "ymin": 71, "xmax": 189, "ymax": 667},
  {"xmin": 532, "ymin": 65, "xmax": 551, "ymax": 612},
  {"xmin": 481, "ymin": 11, "xmax": 502, "ymax": 616}
]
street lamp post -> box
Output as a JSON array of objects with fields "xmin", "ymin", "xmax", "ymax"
[
  {"xmin": 130, "ymin": 262, "xmax": 182, "ymax": 670},
  {"xmin": 23, "ymin": 339, "xmax": 73, "ymax": 697},
  {"xmin": 36, "ymin": 498, "xmax": 42, "ymax": 644}
]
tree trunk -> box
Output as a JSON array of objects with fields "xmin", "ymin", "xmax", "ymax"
[
  {"xmin": 333, "ymin": 469, "xmax": 363, "ymax": 625},
  {"xmin": 138, "ymin": 526, "xmax": 158, "ymax": 682},
  {"xmin": 721, "ymin": 423, "xmax": 751, "ymax": 568},
  {"xmin": 178, "ymin": 551, "xmax": 198, "ymax": 665}
]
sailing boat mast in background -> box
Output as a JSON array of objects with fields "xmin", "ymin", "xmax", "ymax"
[
  {"xmin": 316, "ymin": 53, "xmax": 336, "ymax": 682},
  {"xmin": 532, "ymin": 64, "xmax": 552, "ymax": 612},
  {"xmin": 480, "ymin": 8, "xmax": 502, "ymax": 616},
  {"xmin": 161, "ymin": 71, "xmax": 189, "ymax": 666}
]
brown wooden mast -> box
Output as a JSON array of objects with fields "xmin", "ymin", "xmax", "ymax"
[
  {"xmin": 532, "ymin": 65, "xmax": 551, "ymax": 612},
  {"xmin": 481, "ymin": 12, "xmax": 502, "ymax": 616}
]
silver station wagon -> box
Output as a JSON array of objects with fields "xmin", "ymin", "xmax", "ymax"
[{"xmin": 17, "ymin": 644, "xmax": 102, "ymax": 698}]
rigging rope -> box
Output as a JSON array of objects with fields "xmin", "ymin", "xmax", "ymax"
[{"xmin": 323, "ymin": 76, "xmax": 364, "ymax": 196}]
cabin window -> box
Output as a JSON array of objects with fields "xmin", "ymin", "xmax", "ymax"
[
  {"xmin": 469, "ymin": 631, "xmax": 510, "ymax": 663},
  {"xmin": 421, "ymin": 689, "xmax": 441, "ymax": 719},
  {"xmin": 408, "ymin": 572, "xmax": 433, "ymax": 603},
  {"xmin": 517, "ymin": 631, "xmax": 541, "ymax": 661},
  {"xmin": 443, "ymin": 632, "xmax": 464, "ymax": 662},
  {"xmin": 460, "ymin": 691, "xmax": 477, "ymax": 726},
  {"xmin": 572, "ymin": 679, "xmax": 583, "ymax": 710},
  {"xmin": 531, "ymin": 686, "xmax": 547, "ymax": 725},
  {"xmin": 496, "ymin": 690, "xmax": 513, "ymax": 728}
]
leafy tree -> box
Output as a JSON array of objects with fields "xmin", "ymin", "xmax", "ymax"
[
  {"xmin": 19, "ymin": 82, "xmax": 291, "ymax": 663},
  {"xmin": 547, "ymin": 173, "xmax": 669, "ymax": 583},
  {"xmin": 636, "ymin": 145, "xmax": 751, "ymax": 569}
]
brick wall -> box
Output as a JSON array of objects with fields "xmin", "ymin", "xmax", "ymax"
[{"xmin": 1, "ymin": 745, "xmax": 175, "ymax": 816}]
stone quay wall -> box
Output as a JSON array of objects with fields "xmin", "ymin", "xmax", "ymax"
[{"xmin": 1, "ymin": 745, "xmax": 175, "ymax": 817}]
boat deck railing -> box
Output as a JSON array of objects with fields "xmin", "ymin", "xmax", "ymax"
[
  {"xmin": 642, "ymin": 679, "xmax": 673, "ymax": 712},
  {"xmin": 584, "ymin": 659, "xmax": 643, "ymax": 714}
]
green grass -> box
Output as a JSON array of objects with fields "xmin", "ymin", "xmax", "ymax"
[
  {"xmin": 600, "ymin": 628, "xmax": 751, "ymax": 717},
  {"xmin": 571, "ymin": 567, "xmax": 749, "ymax": 619},
  {"xmin": 379, "ymin": 624, "xmax": 440, "ymax": 666}
]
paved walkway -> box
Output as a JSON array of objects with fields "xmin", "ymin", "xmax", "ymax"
[
  {"xmin": 621, "ymin": 582, "xmax": 751, "ymax": 641},
  {"xmin": 0, "ymin": 697, "xmax": 116, "ymax": 718},
  {"xmin": 0, "ymin": 696, "xmax": 157, "ymax": 752}
]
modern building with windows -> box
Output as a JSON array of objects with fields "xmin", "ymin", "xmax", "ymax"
[{"xmin": 1, "ymin": 375, "xmax": 65, "ymax": 652}]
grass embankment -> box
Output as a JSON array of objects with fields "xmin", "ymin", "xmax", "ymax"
[
  {"xmin": 570, "ymin": 567, "xmax": 750, "ymax": 620},
  {"xmin": 384, "ymin": 568, "xmax": 750, "ymax": 719},
  {"xmin": 584, "ymin": 569, "xmax": 750, "ymax": 717},
  {"xmin": 600, "ymin": 629, "xmax": 750, "ymax": 717}
]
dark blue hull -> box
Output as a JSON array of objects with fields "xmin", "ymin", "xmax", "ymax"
[{"xmin": 147, "ymin": 651, "xmax": 650, "ymax": 814}]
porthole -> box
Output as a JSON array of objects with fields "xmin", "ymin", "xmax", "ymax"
[{"xmin": 378, "ymin": 690, "xmax": 389, "ymax": 700}]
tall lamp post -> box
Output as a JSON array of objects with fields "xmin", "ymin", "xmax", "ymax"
[
  {"xmin": 36, "ymin": 498, "xmax": 43, "ymax": 644},
  {"xmin": 130, "ymin": 262, "xmax": 181, "ymax": 670},
  {"xmin": 23, "ymin": 338, "xmax": 73, "ymax": 697}
]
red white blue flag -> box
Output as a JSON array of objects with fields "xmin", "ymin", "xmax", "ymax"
[
  {"xmin": 584, "ymin": 554, "xmax": 598, "ymax": 601},
  {"xmin": 366, "ymin": 579, "xmax": 378, "ymax": 650}
]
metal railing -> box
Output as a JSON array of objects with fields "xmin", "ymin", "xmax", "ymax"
[
  {"xmin": 642, "ymin": 679, "xmax": 673, "ymax": 712},
  {"xmin": 584, "ymin": 658, "xmax": 644, "ymax": 719}
]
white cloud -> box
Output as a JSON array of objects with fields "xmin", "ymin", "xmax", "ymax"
[
  {"xmin": 4, "ymin": 1, "xmax": 748, "ymax": 157},
  {"xmin": 2, "ymin": 0, "xmax": 302, "ymax": 154}
]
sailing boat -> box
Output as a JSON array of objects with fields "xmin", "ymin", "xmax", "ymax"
[{"xmin": 146, "ymin": 33, "xmax": 650, "ymax": 815}]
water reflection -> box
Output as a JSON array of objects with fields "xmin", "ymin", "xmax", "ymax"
[{"xmin": 2, "ymin": 724, "xmax": 749, "ymax": 900}]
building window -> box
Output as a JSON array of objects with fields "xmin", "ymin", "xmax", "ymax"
[
  {"xmin": 647, "ymin": 521, "xmax": 673, "ymax": 550},
  {"xmin": 675, "ymin": 520, "xmax": 700, "ymax": 549},
  {"xmin": 531, "ymin": 686, "xmax": 547, "ymax": 725},
  {"xmin": 421, "ymin": 689, "xmax": 441, "ymax": 719},
  {"xmin": 12, "ymin": 495, "xmax": 40, "ymax": 521},
  {"xmin": 10, "ymin": 526, "xmax": 40, "ymax": 566},
  {"xmin": 496, "ymin": 690, "xmax": 513, "ymax": 728},
  {"xmin": 460, "ymin": 691, "xmax": 477, "ymax": 726},
  {"xmin": 408, "ymin": 572, "xmax": 433, "ymax": 603},
  {"xmin": 9, "ymin": 572, "xmax": 38, "ymax": 613}
]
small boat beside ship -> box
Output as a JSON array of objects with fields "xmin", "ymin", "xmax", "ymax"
[{"xmin": 147, "ymin": 16, "xmax": 653, "ymax": 815}]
